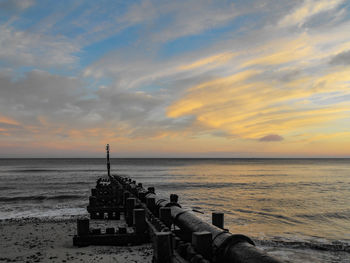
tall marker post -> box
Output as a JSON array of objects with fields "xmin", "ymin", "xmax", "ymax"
[{"xmin": 106, "ymin": 144, "xmax": 111, "ymax": 178}]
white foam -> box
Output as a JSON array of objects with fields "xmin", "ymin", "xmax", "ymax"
[{"xmin": 0, "ymin": 207, "xmax": 87, "ymax": 220}]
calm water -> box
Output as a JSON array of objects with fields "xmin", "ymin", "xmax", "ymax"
[{"xmin": 0, "ymin": 158, "xmax": 349, "ymax": 262}]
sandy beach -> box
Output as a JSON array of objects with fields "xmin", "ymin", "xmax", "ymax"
[{"xmin": 0, "ymin": 217, "xmax": 152, "ymax": 263}]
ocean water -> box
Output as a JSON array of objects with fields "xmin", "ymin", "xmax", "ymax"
[{"xmin": 0, "ymin": 158, "xmax": 349, "ymax": 262}]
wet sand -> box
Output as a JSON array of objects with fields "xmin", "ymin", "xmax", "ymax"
[{"xmin": 0, "ymin": 217, "xmax": 152, "ymax": 263}]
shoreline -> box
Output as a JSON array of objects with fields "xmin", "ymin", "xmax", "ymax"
[
  {"xmin": 0, "ymin": 217, "xmax": 152, "ymax": 263},
  {"xmin": 1, "ymin": 216, "xmax": 349, "ymax": 263}
]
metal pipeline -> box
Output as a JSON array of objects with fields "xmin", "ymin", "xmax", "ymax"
[
  {"xmin": 170, "ymin": 206, "xmax": 283, "ymax": 263},
  {"xmin": 115, "ymin": 176, "xmax": 285, "ymax": 263}
]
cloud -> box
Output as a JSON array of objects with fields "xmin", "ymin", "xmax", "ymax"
[
  {"xmin": 0, "ymin": 24, "xmax": 79, "ymax": 68},
  {"xmin": 0, "ymin": 70, "xmax": 85, "ymax": 129},
  {"xmin": 84, "ymin": 11, "xmax": 350, "ymax": 145},
  {"xmin": 330, "ymin": 50, "xmax": 350, "ymax": 65},
  {"xmin": 0, "ymin": 115, "xmax": 19, "ymax": 126},
  {"xmin": 167, "ymin": 70, "xmax": 259, "ymax": 119},
  {"xmin": 120, "ymin": 0, "xmax": 239, "ymax": 43},
  {"xmin": 166, "ymin": 64, "xmax": 350, "ymax": 140},
  {"xmin": 1, "ymin": 0, "xmax": 350, "ymax": 156},
  {"xmin": 259, "ymin": 134, "xmax": 284, "ymax": 142},
  {"xmin": 177, "ymin": 52, "xmax": 236, "ymax": 71},
  {"xmin": 0, "ymin": 0, "xmax": 34, "ymax": 13},
  {"xmin": 0, "ymin": 69, "xmax": 195, "ymax": 146},
  {"xmin": 56, "ymin": 0, "xmax": 241, "ymax": 50},
  {"xmin": 241, "ymin": 36, "xmax": 314, "ymax": 67},
  {"xmin": 279, "ymin": 0, "xmax": 344, "ymax": 27}
]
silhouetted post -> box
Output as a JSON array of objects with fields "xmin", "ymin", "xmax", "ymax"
[
  {"xmin": 159, "ymin": 207, "xmax": 172, "ymax": 228},
  {"xmin": 106, "ymin": 227, "xmax": 115, "ymax": 234},
  {"xmin": 123, "ymin": 192, "xmax": 130, "ymax": 208},
  {"xmin": 126, "ymin": 198, "xmax": 136, "ymax": 226},
  {"xmin": 108, "ymin": 212, "xmax": 113, "ymax": 219},
  {"xmin": 77, "ymin": 218, "xmax": 89, "ymax": 236},
  {"xmin": 170, "ymin": 194, "xmax": 178, "ymax": 203},
  {"xmin": 106, "ymin": 144, "xmax": 110, "ymax": 178},
  {"xmin": 192, "ymin": 231, "xmax": 212, "ymax": 260},
  {"xmin": 212, "ymin": 212, "xmax": 224, "ymax": 229},
  {"xmin": 118, "ymin": 226, "xmax": 127, "ymax": 234},
  {"xmin": 114, "ymin": 210, "xmax": 120, "ymax": 220},
  {"xmin": 134, "ymin": 209, "xmax": 147, "ymax": 235},
  {"xmin": 91, "ymin": 228, "xmax": 101, "ymax": 235},
  {"xmin": 153, "ymin": 232, "xmax": 172, "ymax": 263},
  {"xmin": 89, "ymin": 196, "xmax": 96, "ymax": 206},
  {"xmin": 146, "ymin": 197, "xmax": 156, "ymax": 214},
  {"xmin": 138, "ymin": 192, "xmax": 146, "ymax": 202}
]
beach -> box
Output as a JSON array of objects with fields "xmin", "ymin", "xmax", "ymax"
[{"xmin": 0, "ymin": 217, "xmax": 152, "ymax": 263}]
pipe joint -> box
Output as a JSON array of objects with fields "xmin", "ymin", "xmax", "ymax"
[{"xmin": 214, "ymin": 234, "xmax": 255, "ymax": 262}]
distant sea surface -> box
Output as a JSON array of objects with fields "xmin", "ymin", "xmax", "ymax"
[{"xmin": 0, "ymin": 158, "xmax": 349, "ymax": 262}]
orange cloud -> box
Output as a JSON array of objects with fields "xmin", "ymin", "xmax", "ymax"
[
  {"xmin": 279, "ymin": 0, "xmax": 344, "ymax": 27},
  {"xmin": 178, "ymin": 52, "xmax": 237, "ymax": 71},
  {"xmin": 0, "ymin": 115, "xmax": 19, "ymax": 126},
  {"xmin": 167, "ymin": 66, "xmax": 350, "ymax": 142}
]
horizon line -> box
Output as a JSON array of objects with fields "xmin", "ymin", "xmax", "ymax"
[{"xmin": 1, "ymin": 156, "xmax": 350, "ymax": 159}]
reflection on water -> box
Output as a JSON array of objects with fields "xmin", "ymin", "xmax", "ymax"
[{"xmin": 122, "ymin": 159, "xmax": 350, "ymax": 243}]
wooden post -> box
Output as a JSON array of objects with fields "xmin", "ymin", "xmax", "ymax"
[
  {"xmin": 138, "ymin": 192, "xmax": 146, "ymax": 203},
  {"xmin": 133, "ymin": 209, "xmax": 146, "ymax": 236},
  {"xmin": 91, "ymin": 228, "xmax": 101, "ymax": 235},
  {"xmin": 159, "ymin": 207, "xmax": 172, "ymax": 228},
  {"xmin": 148, "ymin": 187, "xmax": 155, "ymax": 194},
  {"xmin": 123, "ymin": 192, "xmax": 130, "ymax": 207},
  {"xmin": 114, "ymin": 210, "xmax": 120, "ymax": 220},
  {"xmin": 212, "ymin": 212, "xmax": 224, "ymax": 229},
  {"xmin": 153, "ymin": 232, "xmax": 172, "ymax": 263},
  {"xmin": 108, "ymin": 212, "xmax": 113, "ymax": 219},
  {"xmin": 118, "ymin": 227, "xmax": 126, "ymax": 234},
  {"xmin": 106, "ymin": 227, "xmax": 115, "ymax": 234},
  {"xmin": 90, "ymin": 212, "xmax": 96, "ymax": 219},
  {"xmin": 126, "ymin": 198, "xmax": 136, "ymax": 226},
  {"xmin": 192, "ymin": 231, "xmax": 212, "ymax": 260},
  {"xmin": 146, "ymin": 197, "xmax": 156, "ymax": 214},
  {"xmin": 106, "ymin": 144, "xmax": 110, "ymax": 178},
  {"xmin": 89, "ymin": 196, "xmax": 96, "ymax": 206},
  {"xmin": 77, "ymin": 218, "xmax": 89, "ymax": 236}
]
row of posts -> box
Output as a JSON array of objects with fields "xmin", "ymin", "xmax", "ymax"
[
  {"xmin": 122, "ymin": 192, "xmax": 225, "ymax": 262},
  {"xmin": 77, "ymin": 206, "xmax": 147, "ymax": 240},
  {"xmin": 152, "ymin": 214, "xmax": 224, "ymax": 263},
  {"xmin": 121, "ymin": 181, "xmax": 226, "ymax": 262},
  {"xmin": 81, "ymin": 174, "xmax": 226, "ymax": 262}
]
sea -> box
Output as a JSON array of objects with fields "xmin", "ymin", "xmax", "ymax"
[{"xmin": 0, "ymin": 158, "xmax": 349, "ymax": 262}]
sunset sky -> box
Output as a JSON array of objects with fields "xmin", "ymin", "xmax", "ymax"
[{"xmin": 1, "ymin": 0, "xmax": 350, "ymax": 157}]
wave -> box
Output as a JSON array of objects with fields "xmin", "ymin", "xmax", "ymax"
[
  {"xmin": 295, "ymin": 210, "xmax": 350, "ymax": 220},
  {"xmin": 0, "ymin": 194, "xmax": 86, "ymax": 202},
  {"xmin": 158, "ymin": 181, "xmax": 332, "ymax": 192},
  {"xmin": 6, "ymin": 169, "xmax": 104, "ymax": 173},
  {"xmin": 40, "ymin": 181, "xmax": 91, "ymax": 186},
  {"xmin": 235, "ymin": 208, "xmax": 302, "ymax": 224},
  {"xmin": 158, "ymin": 182, "xmax": 250, "ymax": 189},
  {"xmin": 256, "ymin": 239, "xmax": 350, "ymax": 252},
  {"xmin": 0, "ymin": 186, "xmax": 15, "ymax": 190}
]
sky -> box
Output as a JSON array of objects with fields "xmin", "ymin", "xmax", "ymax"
[{"xmin": 0, "ymin": 0, "xmax": 350, "ymax": 157}]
